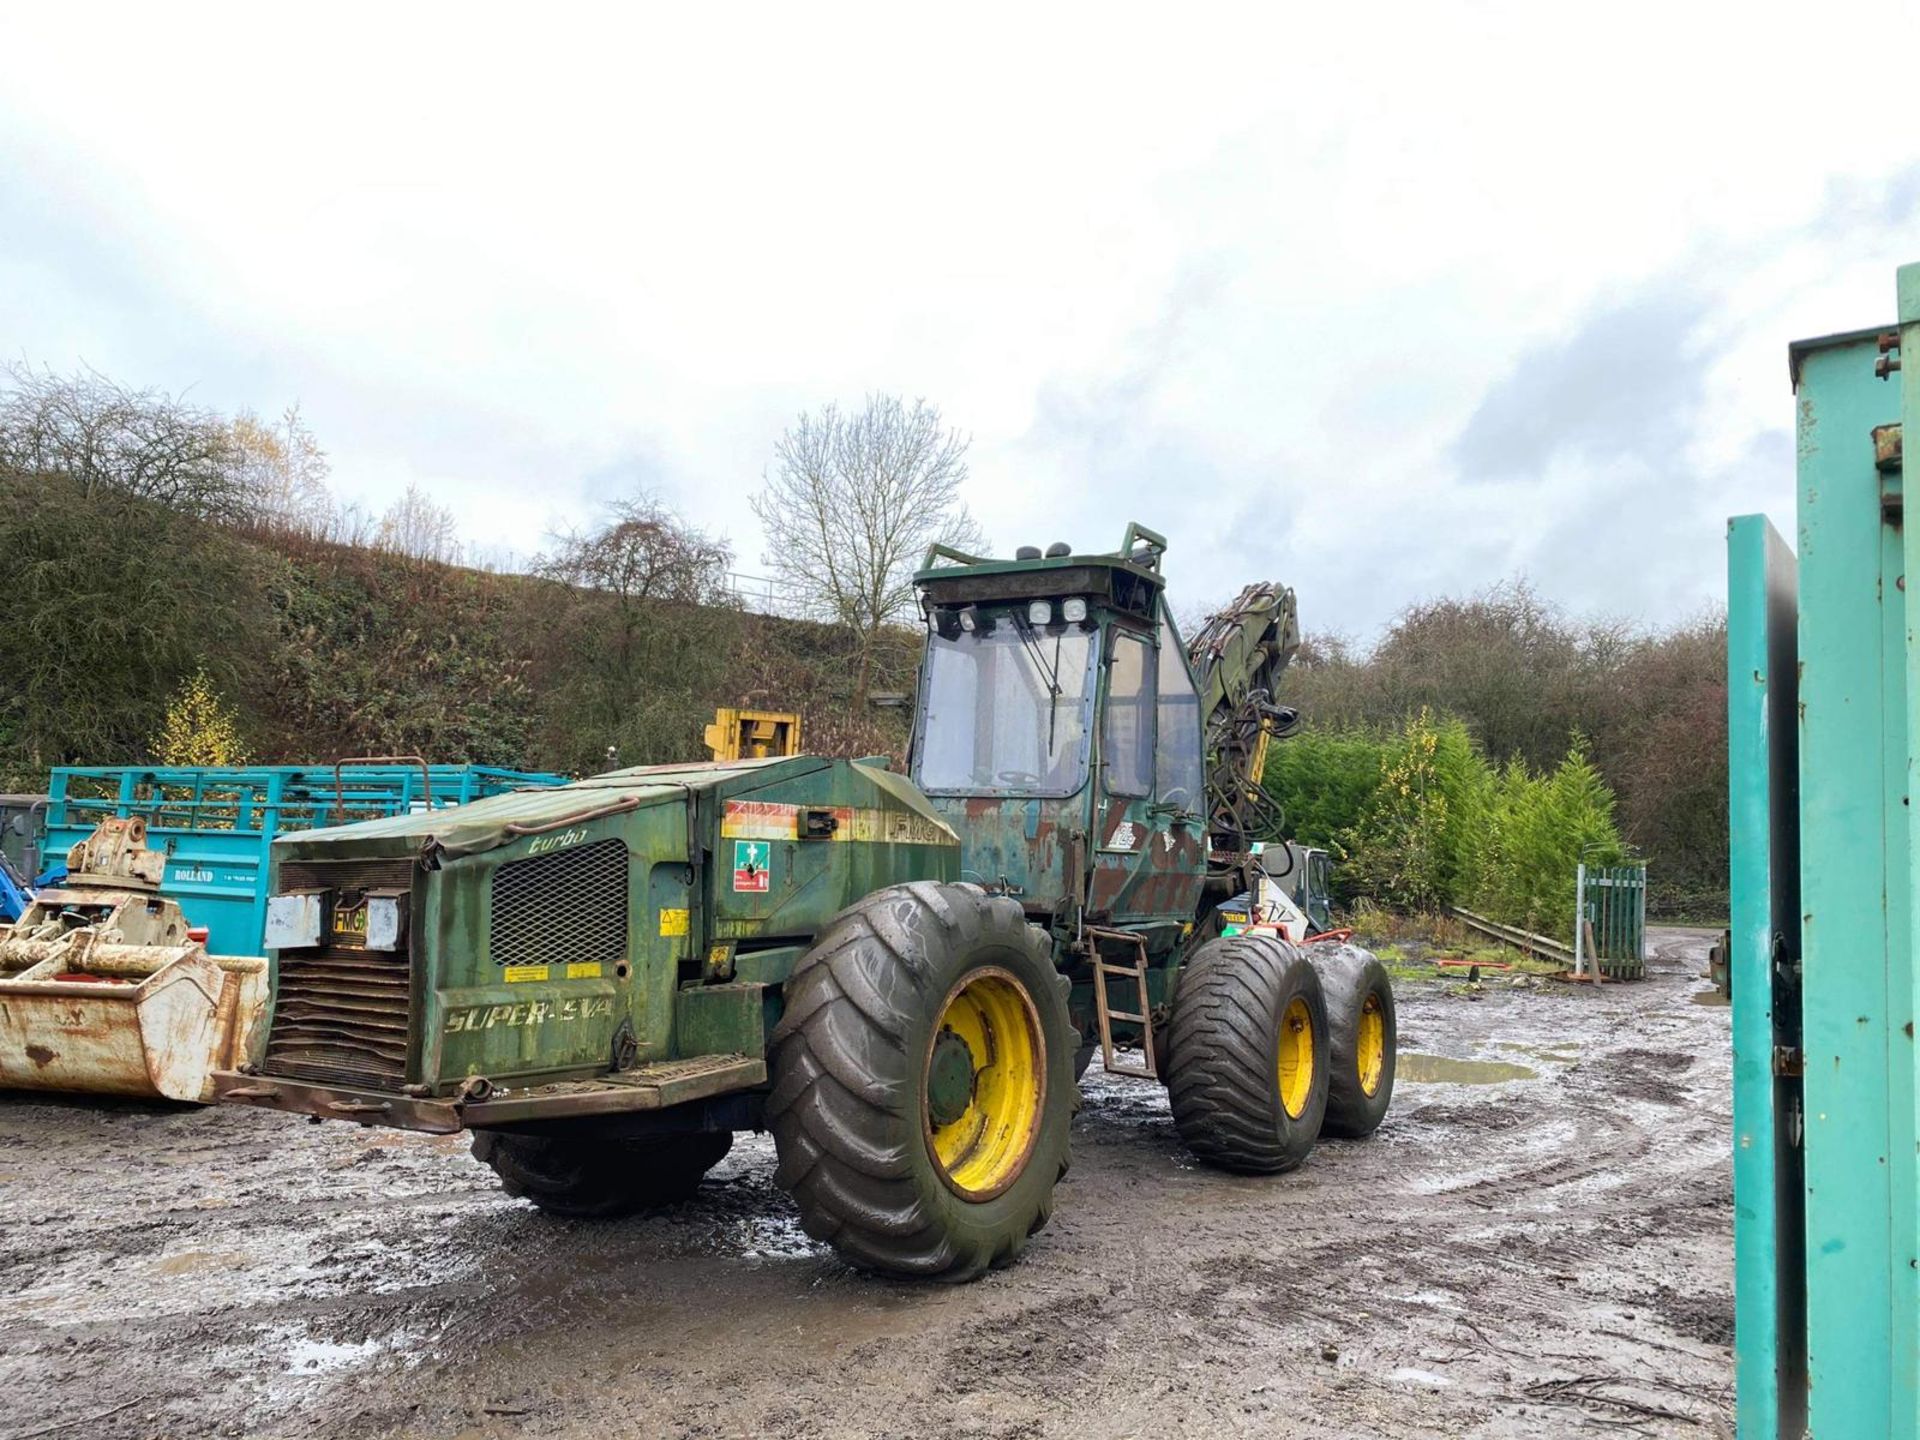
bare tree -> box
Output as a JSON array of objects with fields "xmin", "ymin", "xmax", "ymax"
[
  {"xmin": 531, "ymin": 495, "xmax": 737, "ymax": 770},
  {"xmin": 540, "ymin": 495, "xmax": 733, "ymax": 605},
  {"xmin": 0, "ymin": 361, "xmax": 245, "ymax": 519},
  {"xmin": 751, "ymin": 394, "xmax": 983, "ymax": 706},
  {"xmin": 231, "ymin": 404, "xmax": 332, "ymax": 534},
  {"xmin": 376, "ymin": 483, "xmax": 462, "ymax": 565}
]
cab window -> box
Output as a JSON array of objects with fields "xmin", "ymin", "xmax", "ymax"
[
  {"xmin": 1103, "ymin": 631, "xmax": 1155, "ymax": 796},
  {"xmin": 1154, "ymin": 617, "xmax": 1205, "ymax": 812}
]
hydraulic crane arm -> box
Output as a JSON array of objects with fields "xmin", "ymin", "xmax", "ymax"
[{"xmin": 1185, "ymin": 582, "xmax": 1302, "ymax": 857}]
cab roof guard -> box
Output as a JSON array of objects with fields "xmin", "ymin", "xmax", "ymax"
[{"xmin": 920, "ymin": 521, "xmax": 1167, "ymax": 575}]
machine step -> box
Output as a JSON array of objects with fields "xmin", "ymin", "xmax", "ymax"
[{"xmin": 1086, "ymin": 928, "xmax": 1157, "ymax": 1080}]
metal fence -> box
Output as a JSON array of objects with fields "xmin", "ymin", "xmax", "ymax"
[
  {"xmin": 721, "ymin": 571, "xmax": 806, "ymax": 617},
  {"xmin": 1575, "ymin": 862, "xmax": 1647, "ymax": 980}
]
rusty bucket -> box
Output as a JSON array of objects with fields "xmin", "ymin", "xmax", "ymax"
[{"xmin": 0, "ymin": 818, "xmax": 268, "ymax": 1103}]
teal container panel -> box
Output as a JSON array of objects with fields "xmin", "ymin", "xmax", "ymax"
[
  {"xmin": 43, "ymin": 765, "xmax": 566, "ymax": 956},
  {"xmin": 1727, "ymin": 514, "xmax": 1805, "ymax": 1438},
  {"xmin": 1792, "ymin": 327, "xmax": 1915, "ymax": 1440},
  {"xmin": 1899, "ymin": 260, "xmax": 1920, "ymax": 1438}
]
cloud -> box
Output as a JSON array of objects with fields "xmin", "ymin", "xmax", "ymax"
[
  {"xmin": 3, "ymin": 3, "xmax": 1919, "ymax": 648},
  {"xmin": 1450, "ymin": 282, "xmax": 1718, "ymax": 485}
]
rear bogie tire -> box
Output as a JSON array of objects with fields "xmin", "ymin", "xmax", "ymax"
[
  {"xmin": 768, "ymin": 881, "xmax": 1073, "ymax": 1282},
  {"xmin": 1308, "ymin": 943, "xmax": 1397, "ymax": 1139},
  {"xmin": 1165, "ymin": 935, "xmax": 1330, "ymax": 1174},
  {"xmin": 471, "ymin": 1129, "xmax": 733, "ymax": 1217}
]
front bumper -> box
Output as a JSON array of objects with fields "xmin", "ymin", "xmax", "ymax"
[{"xmin": 212, "ymin": 1052, "xmax": 767, "ymax": 1134}]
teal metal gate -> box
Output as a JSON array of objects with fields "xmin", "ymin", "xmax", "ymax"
[{"xmin": 1575, "ymin": 862, "xmax": 1646, "ymax": 979}]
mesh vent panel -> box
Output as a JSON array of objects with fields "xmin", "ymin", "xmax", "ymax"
[{"xmin": 490, "ymin": 839, "xmax": 629, "ymax": 970}]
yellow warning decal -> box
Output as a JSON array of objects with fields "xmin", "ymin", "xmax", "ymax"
[
  {"xmin": 659, "ymin": 907, "xmax": 690, "ymax": 936},
  {"xmin": 503, "ymin": 965, "xmax": 550, "ymax": 983},
  {"xmin": 566, "ymin": 962, "xmax": 603, "ymax": 979}
]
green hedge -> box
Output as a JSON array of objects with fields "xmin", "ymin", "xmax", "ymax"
[{"xmin": 1263, "ymin": 709, "xmax": 1627, "ymax": 943}]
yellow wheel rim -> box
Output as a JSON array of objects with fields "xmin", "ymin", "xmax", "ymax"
[
  {"xmin": 923, "ymin": 967, "xmax": 1046, "ymax": 1200},
  {"xmin": 1357, "ymin": 993, "xmax": 1386, "ymax": 1097},
  {"xmin": 1277, "ymin": 995, "xmax": 1315, "ymax": 1119}
]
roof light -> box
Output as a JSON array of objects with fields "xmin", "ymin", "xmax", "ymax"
[
  {"xmin": 958, "ymin": 605, "xmax": 980, "ymax": 632},
  {"xmin": 1062, "ymin": 597, "xmax": 1089, "ymax": 624},
  {"xmin": 1027, "ymin": 599, "xmax": 1054, "ymax": 626}
]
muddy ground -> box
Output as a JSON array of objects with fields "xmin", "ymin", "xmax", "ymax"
[{"xmin": 0, "ymin": 928, "xmax": 1731, "ymax": 1439}]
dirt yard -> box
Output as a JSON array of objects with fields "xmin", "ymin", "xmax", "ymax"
[{"xmin": 0, "ymin": 928, "xmax": 1731, "ymax": 1439}]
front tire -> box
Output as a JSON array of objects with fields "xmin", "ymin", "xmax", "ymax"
[
  {"xmin": 471, "ymin": 1129, "xmax": 732, "ymax": 1217},
  {"xmin": 767, "ymin": 882, "xmax": 1073, "ymax": 1281},
  {"xmin": 1166, "ymin": 935, "xmax": 1329, "ymax": 1174}
]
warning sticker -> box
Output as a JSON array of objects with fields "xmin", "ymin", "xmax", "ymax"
[
  {"xmin": 658, "ymin": 907, "xmax": 690, "ymax": 936},
  {"xmin": 503, "ymin": 965, "xmax": 550, "ymax": 984},
  {"xmin": 732, "ymin": 839, "xmax": 771, "ymax": 892}
]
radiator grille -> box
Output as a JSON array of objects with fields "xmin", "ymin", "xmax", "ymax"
[
  {"xmin": 263, "ymin": 858, "xmax": 415, "ymax": 1089},
  {"xmin": 490, "ymin": 839, "xmax": 629, "ymax": 972}
]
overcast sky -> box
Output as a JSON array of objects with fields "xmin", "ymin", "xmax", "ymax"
[{"xmin": 4, "ymin": 4, "xmax": 1916, "ymax": 640}]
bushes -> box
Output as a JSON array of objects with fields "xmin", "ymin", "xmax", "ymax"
[
  {"xmin": 1264, "ymin": 709, "xmax": 1628, "ymax": 944},
  {"xmin": 1259, "ymin": 728, "xmax": 1393, "ymax": 852},
  {"xmin": 1283, "ymin": 581, "xmax": 1725, "ymax": 916},
  {"xmin": 154, "ymin": 670, "xmax": 248, "ymax": 766},
  {"xmin": 1473, "ymin": 741, "xmax": 1624, "ymax": 938},
  {"xmin": 0, "ymin": 473, "xmax": 270, "ymax": 786}
]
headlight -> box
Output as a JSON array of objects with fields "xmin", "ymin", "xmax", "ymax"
[
  {"xmin": 365, "ymin": 892, "xmax": 407, "ymax": 951},
  {"xmin": 1062, "ymin": 597, "xmax": 1089, "ymax": 624},
  {"xmin": 1027, "ymin": 599, "xmax": 1054, "ymax": 626},
  {"xmin": 958, "ymin": 606, "xmax": 979, "ymax": 632},
  {"xmin": 265, "ymin": 891, "xmax": 324, "ymax": 949}
]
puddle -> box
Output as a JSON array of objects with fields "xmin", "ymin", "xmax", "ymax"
[
  {"xmin": 735, "ymin": 1212, "xmax": 828, "ymax": 1261},
  {"xmin": 269, "ymin": 1324, "xmax": 413, "ymax": 1374},
  {"xmin": 155, "ymin": 1249, "xmax": 249, "ymax": 1277},
  {"xmin": 285, "ymin": 1336, "xmax": 383, "ymax": 1373},
  {"xmin": 1397, "ymin": 1053, "xmax": 1537, "ymax": 1085},
  {"xmin": 1503, "ymin": 1042, "xmax": 1580, "ymax": 1065},
  {"xmin": 1690, "ymin": 989, "xmax": 1730, "ymax": 1007}
]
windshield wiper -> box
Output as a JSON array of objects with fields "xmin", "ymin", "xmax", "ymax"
[{"xmin": 1012, "ymin": 617, "xmax": 1065, "ymax": 755}]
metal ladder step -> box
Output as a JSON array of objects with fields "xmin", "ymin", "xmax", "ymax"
[{"xmin": 1087, "ymin": 930, "xmax": 1157, "ymax": 1080}]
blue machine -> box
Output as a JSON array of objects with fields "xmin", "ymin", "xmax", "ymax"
[
  {"xmin": 0, "ymin": 851, "xmax": 31, "ymax": 923},
  {"xmin": 42, "ymin": 762, "xmax": 567, "ymax": 956}
]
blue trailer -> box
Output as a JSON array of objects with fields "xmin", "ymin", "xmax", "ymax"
[{"xmin": 42, "ymin": 762, "xmax": 567, "ymax": 956}]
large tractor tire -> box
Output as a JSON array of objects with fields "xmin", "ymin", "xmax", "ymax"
[
  {"xmin": 768, "ymin": 881, "xmax": 1073, "ymax": 1281},
  {"xmin": 1306, "ymin": 943, "xmax": 1397, "ymax": 1139},
  {"xmin": 471, "ymin": 1129, "xmax": 732, "ymax": 1217},
  {"xmin": 1074, "ymin": 1039, "xmax": 1097, "ymax": 1082},
  {"xmin": 1165, "ymin": 935, "xmax": 1330, "ymax": 1174}
]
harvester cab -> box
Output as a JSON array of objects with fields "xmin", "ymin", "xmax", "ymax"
[
  {"xmin": 909, "ymin": 522, "xmax": 1209, "ymax": 939},
  {"xmin": 214, "ymin": 520, "xmax": 1397, "ymax": 1282}
]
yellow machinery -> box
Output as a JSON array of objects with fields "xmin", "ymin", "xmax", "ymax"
[
  {"xmin": 704, "ymin": 708, "xmax": 801, "ymax": 761},
  {"xmin": 0, "ymin": 817, "xmax": 267, "ymax": 1102}
]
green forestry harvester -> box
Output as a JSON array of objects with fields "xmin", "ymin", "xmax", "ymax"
[{"xmin": 214, "ymin": 522, "xmax": 1397, "ymax": 1279}]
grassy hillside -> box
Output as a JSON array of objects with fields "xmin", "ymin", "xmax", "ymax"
[{"xmin": 0, "ymin": 478, "xmax": 912, "ymax": 787}]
